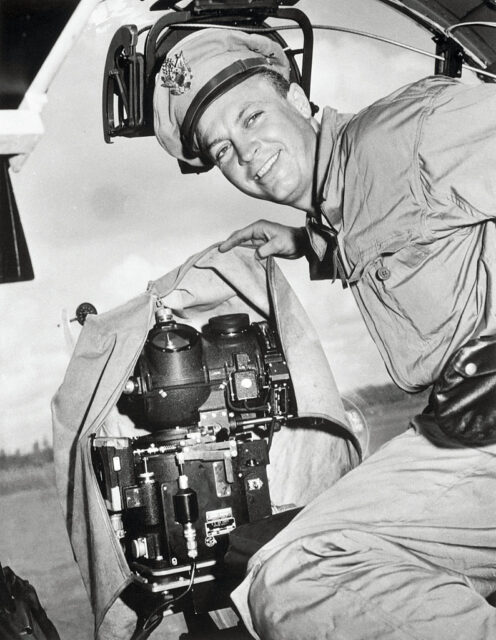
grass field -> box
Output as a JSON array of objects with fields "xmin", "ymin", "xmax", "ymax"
[{"xmin": 0, "ymin": 462, "xmax": 56, "ymax": 495}]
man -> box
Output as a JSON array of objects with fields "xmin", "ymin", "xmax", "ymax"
[{"xmin": 154, "ymin": 27, "xmax": 496, "ymax": 639}]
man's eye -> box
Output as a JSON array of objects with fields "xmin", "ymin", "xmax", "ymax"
[
  {"xmin": 216, "ymin": 143, "xmax": 231, "ymax": 162},
  {"xmin": 246, "ymin": 111, "xmax": 262, "ymax": 127}
]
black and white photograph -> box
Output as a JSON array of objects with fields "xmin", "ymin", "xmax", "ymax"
[{"xmin": 1, "ymin": 1, "xmax": 496, "ymax": 638}]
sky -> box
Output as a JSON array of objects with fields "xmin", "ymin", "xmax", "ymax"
[{"xmin": 0, "ymin": 0, "xmax": 444, "ymax": 453}]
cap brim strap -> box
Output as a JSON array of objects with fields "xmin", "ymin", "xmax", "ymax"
[{"xmin": 181, "ymin": 56, "xmax": 270, "ymax": 160}]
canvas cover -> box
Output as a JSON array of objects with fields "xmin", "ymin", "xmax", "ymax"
[{"xmin": 51, "ymin": 245, "xmax": 359, "ymax": 639}]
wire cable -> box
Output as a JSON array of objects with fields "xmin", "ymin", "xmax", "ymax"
[
  {"xmin": 446, "ymin": 21, "xmax": 496, "ymax": 34},
  {"xmin": 165, "ymin": 21, "xmax": 496, "ymax": 81},
  {"xmin": 131, "ymin": 561, "xmax": 197, "ymax": 640}
]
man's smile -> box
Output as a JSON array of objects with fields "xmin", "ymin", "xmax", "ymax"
[{"xmin": 254, "ymin": 150, "xmax": 281, "ymax": 181}]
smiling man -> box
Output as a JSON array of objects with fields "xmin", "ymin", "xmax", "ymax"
[
  {"xmin": 153, "ymin": 26, "xmax": 496, "ymax": 640},
  {"xmin": 154, "ymin": 28, "xmax": 319, "ymax": 206},
  {"xmin": 195, "ymin": 74, "xmax": 317, "ymax": 209}
]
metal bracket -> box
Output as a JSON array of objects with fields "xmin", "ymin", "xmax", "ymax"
[
  {"xmin": 102, "ymin": 4, "xmax": 314, "ymax": 158},
  {"xmin": 102, "ymin": 25, "xmax": 145, "ymax": 142},
  {"xmin": 433, "ymin": 35, "xmax": 464, "ymax": 78}
]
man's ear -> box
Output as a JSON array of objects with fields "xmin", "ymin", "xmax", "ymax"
[{"xmin": 287, "ymin": 82, "xmax": 312, "ymax": 119}]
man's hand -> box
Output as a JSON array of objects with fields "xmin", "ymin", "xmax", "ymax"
[{"xmin": 218, "ymin": 220, "xmax": 307, "ymax": 260}]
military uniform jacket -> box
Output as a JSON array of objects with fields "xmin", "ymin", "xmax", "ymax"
[{"xmin": 308, "ymin": 76, "xmax": 496, "ymax": 392}]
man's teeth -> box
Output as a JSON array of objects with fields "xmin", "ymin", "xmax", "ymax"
[{"xmin": 255, "ymin": 152, "xmax": 279, "ymax": 180}]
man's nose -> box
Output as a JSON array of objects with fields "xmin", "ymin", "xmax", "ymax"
[{"xmin": 236, "ymin": 138, "xmax": 259, "ymax": 165}]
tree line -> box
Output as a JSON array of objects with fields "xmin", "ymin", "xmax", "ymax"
[{"xmin": 0, "ymin": 439, "xmax": 54, "ymax": 470}]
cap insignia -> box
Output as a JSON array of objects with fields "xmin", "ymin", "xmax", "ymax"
[{"xmin": 160, "ymin": 52, "xmax": 193, "ymax": 96}]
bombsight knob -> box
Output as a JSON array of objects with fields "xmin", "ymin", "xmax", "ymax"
[
  {"xmin": 131, "ymin": 538, "xmax": 148, "ymax": 559},
  {"xmin": 155, "ymin": 305, "xmax": 174, "ymax": 324},
  {"xmin": 70, "ymin": 302, "xmax": 97, "ymax": 326}
]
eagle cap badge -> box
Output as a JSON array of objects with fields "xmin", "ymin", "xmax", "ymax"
[{"xmin": 160, "ymin": 51, "xmax": 193, "ymax": 95}]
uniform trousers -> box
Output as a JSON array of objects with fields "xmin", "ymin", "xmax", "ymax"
[{"xmin": 231, "ymin": 417, "xmax": 496, "ymax": 639}]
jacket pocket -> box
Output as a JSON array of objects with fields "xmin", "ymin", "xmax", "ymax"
[{"xmin": 369, "ymin": 241, "xmax": 456, "ymax": 340}]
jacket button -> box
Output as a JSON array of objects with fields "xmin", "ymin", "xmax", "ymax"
[{"xmin": 376, "ymin": 266, "xmax": 391, "ymax": 281}]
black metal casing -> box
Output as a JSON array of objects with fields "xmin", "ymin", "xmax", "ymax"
[{"xmin": 92, "ymin": 311, "xmax": 295, "ymax": 612}]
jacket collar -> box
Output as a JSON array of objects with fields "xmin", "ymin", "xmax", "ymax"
[{"xmin": 313, "ymin": 106, "xmax": 353, "ymax": 231}]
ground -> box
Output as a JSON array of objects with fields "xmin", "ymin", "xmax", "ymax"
[{"xmin": 0, "ymin": 481, "xmax": 93, "ymax": 639}]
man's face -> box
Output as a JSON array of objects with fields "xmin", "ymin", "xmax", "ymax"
[{"xmin": 196, "ymin": 75, "xmax": 318, "ymax": 211}]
